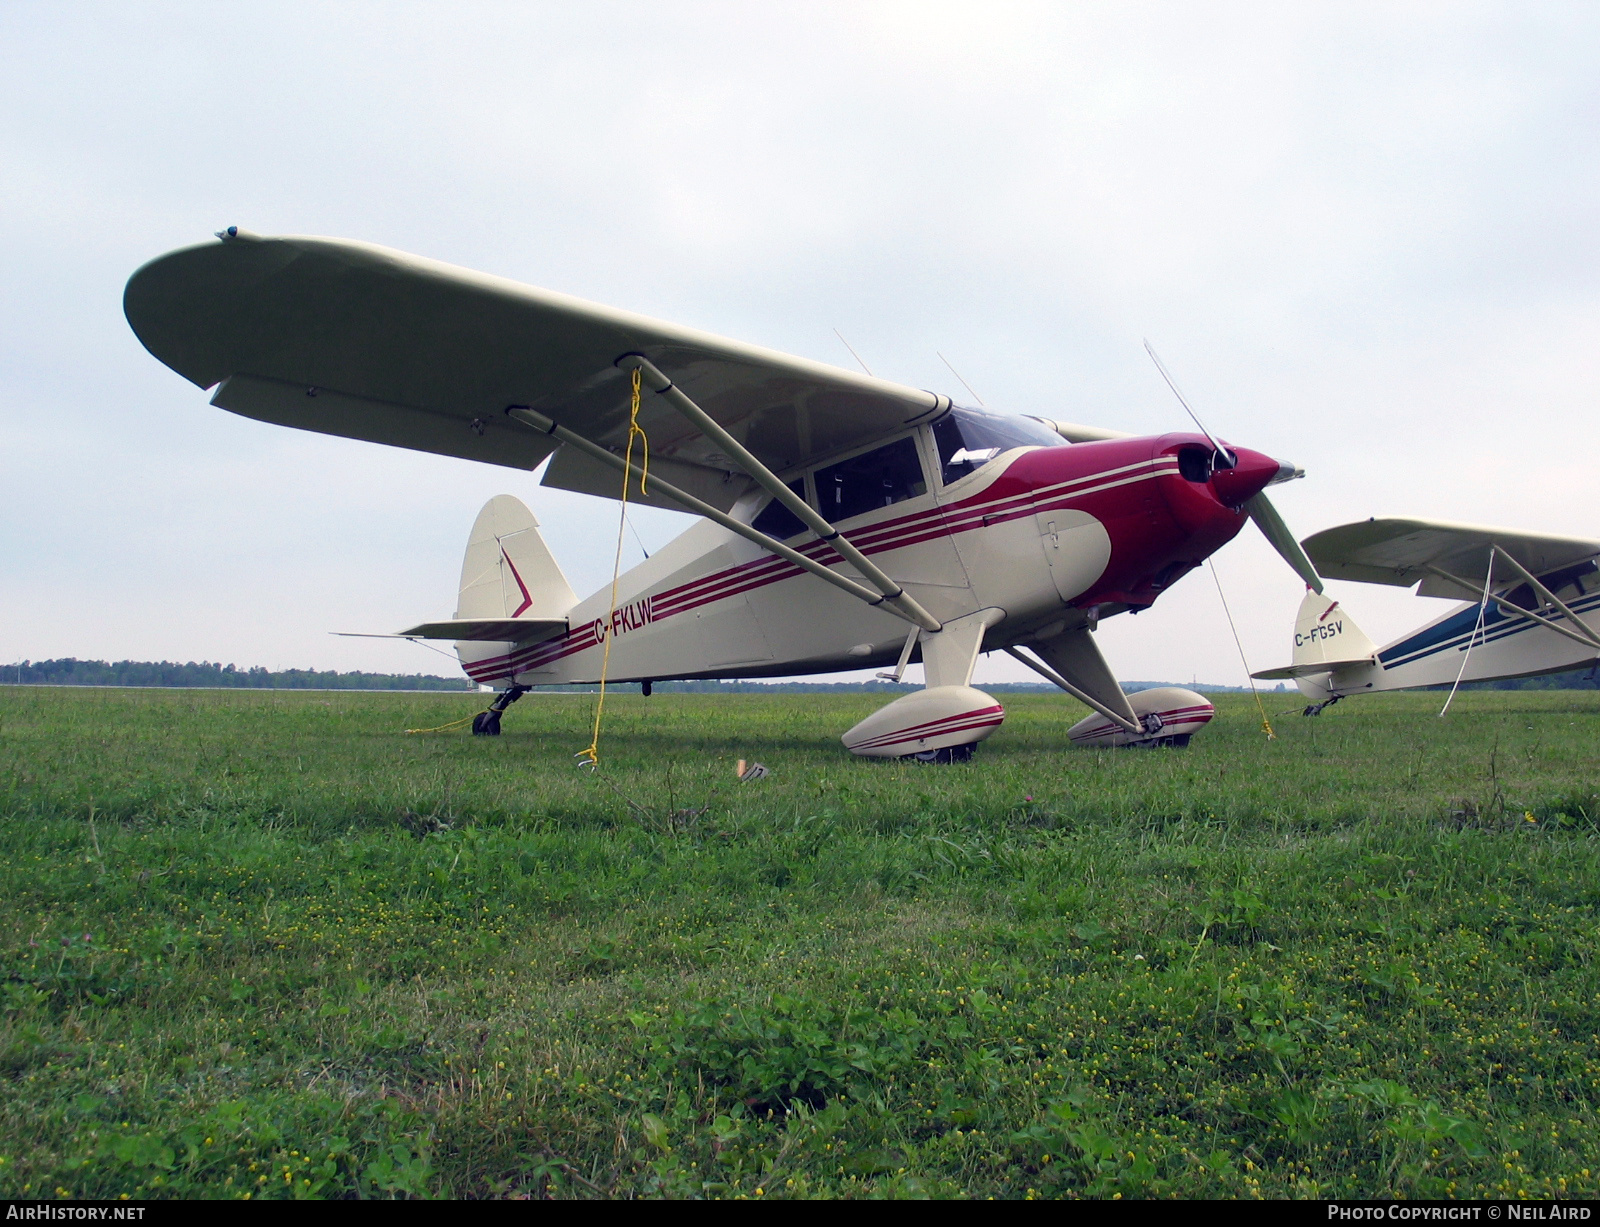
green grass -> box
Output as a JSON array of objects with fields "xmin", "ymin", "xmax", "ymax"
[{"xmin": 2, "ymin": 685, "xmax": 1600, "ymax": 1200}]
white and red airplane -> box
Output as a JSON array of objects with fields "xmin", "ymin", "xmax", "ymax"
[{"xmin": 125, "ymin": 229, "xmax": 1321, "ymax": 759}]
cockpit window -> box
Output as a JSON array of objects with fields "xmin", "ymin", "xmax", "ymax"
[
  {"xmin": 1503, "ymin": 559, "xmax": 1599, "ymax": 609},
  {"xmin": 750, "ymin": 480, "xmax": 808, "ymax": 540},
  {"xmin": 933, "ymin": 406, "xmax": 1064, "ymax": 485},
  {"xmin": 814, "ymin": 436, "xmax": 927, "ymax": 522}
]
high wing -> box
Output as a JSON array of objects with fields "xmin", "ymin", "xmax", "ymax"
[
  {"xmin": 124, "ymin": 231, "xmax": 951, "ymax": 513},
  {"xmin": 1305, "ymin": 517, "xmax": 1600, "ymax": 599}
]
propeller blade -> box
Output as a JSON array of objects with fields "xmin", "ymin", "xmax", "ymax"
[
  {"xmin": 1245, "ymin": 491, "xmax": 1324, "ymax": 594},
  {"xmin": 1144, "ymin": 340, "xmax": 1235, "ymax": 468}
]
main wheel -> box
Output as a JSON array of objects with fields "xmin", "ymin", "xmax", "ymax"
[
  {"xmin": 909, "ymin": 744, "xmax": 976, "ymax": 764},
  {"xmin": 1127, "ymin": 733, "xmax": 1190, "ymax": 749}
]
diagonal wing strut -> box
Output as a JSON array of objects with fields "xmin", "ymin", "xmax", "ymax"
[
  {"xmin": 505, "ymin": 401, "xmax": 940, "ymax": 632},
  {"xmin": 1427, "ymin": 548, "xmax": 1600, "ymax": 653},
  {"xmin": 614, "ymin": 354, "xmax": 941, "ymax": 632}
]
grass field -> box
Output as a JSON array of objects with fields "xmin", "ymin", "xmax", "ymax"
[{"xmin": 2, "ymin": 685, "xmax": 1599, "ymax": 1200}]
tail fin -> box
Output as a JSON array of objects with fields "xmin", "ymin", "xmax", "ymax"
[
  {"xmin": 1287, "ymin": 589, "xmax": 1377, "ymax": 675},
  {"xmin": 1253, "ymin": 589, "xmax": 1379, "ymax": 695},
  {"xmin": 456, "ymin": 494, "xmax": 577, "ymax": 621}
]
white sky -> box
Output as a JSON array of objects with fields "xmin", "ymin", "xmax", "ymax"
[{"xmin": 3, "ymin": 3, "xmax": 1598, "ymax": 686}]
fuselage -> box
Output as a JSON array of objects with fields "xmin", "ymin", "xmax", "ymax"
[
  {"xmin": 1302, "ymin": 564, "xmax": 1600, "ymax": 701},
  {"xmin": 459, "ymin": 419, "xmax": 1283, "ymax": 687}
]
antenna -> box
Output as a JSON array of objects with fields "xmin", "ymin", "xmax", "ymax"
[
  {"xmin": 833, "ymin": 328, "xmax": 874, "ymax": 377},
  {"xmin": 1142, "ymin": 339, "xmax": 1234, "ymax": 466},
  {"xmin": 625, "ymin": 510, "xmax": 650, "ymax": 560},
  {"xmin": 937, "ymin": 352, "xmax": 986, "ymax": 407}
]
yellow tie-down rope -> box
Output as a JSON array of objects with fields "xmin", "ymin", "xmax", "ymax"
[
  {"xmin": 1208, "ymin": 559, "xmax": 1276, "ymax": 742},
  {"xmin": 576, "ymin": 367, "xmax": 650, "ymax": 768},
  {"xmin": 406, "ymin": 711, "xmax": 483, "ymax": 735}
]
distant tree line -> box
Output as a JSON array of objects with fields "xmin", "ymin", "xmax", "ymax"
[
  {"xmin": 0, "ymin": 663, "xmax": 1278, "ymax": 695},
  {"xmin": 1457, "ymin": 668, "xmax": 1600, "ymax": 691},
  {"xmin": 10, "ymin": 658, "xmax": 1593, "ymax": 694},
  {"xmin": 2, "ymin": 659, "xmax": 474, "ymax": 691}
]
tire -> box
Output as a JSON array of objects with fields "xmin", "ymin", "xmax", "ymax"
[
  {"xmin": 471, "ymin": 710, "xmax": 501, "ymax": 736},
  {"xmin": 908, "ymin": 743, "xmax": 976, "ymax": 764}
]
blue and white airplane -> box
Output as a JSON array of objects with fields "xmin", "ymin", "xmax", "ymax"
[{"xmin": 1255, "ymin": 517, "xmax": 1600, "ymax": 708}]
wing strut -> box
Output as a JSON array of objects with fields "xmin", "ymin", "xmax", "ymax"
[
  {"xmin": 1001, "ymin": 646, "xmax": 1141, "ymax": 735},
  {"xmin": 616, "ymin": 355, "xmax": 942, "ymax": 633},
  {"xmin": 1427, "ymin": 549, "xmax": 1600, "ymax": 653},
  {"xmin": 504, "ymin": 405, "xmax": 929, "ymax": 629}
]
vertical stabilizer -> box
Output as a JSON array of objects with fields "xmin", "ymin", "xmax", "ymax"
[
  {"xmin": 457, "ymin": 495, "xmax": 578, "ymax": 621},
  {"xmin": 1252, "ymin": 589, "xmax": 1381, "ymax": 699},
  {"xmin": 1287, "ymin": 589, "xmax": 1377, "ymax": 673}
]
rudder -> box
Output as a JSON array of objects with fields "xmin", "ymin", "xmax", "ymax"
[{"xmin": 457, "ymin": 495, "xmax": 578, "ymax": 621}]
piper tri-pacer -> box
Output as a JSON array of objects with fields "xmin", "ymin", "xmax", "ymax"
[
  {"xmin": 125, "ymin": 229, "xmax": 1323, "ymax": 759},
  {"xmin": 1255, "ymin": 518, "xmax": 1600, "ymax": 709}
]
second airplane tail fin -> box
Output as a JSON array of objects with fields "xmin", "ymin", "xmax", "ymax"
[{"xmin": 1253, "ymin": 589, "xmax": 1380, "ymax": 698}]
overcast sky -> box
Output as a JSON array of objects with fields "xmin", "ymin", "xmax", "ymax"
[{"xmin": 3, "ymin": 3, "xmax": 1598, "ymax": 687}]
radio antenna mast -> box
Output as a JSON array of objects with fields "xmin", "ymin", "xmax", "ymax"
[
  {"xmin": 937, "ymin": 352, "xmax": 987, "ymax": 407},
  {"xmin": 833, "ymin": 328, "xmax": 874, "ymax": 377}
]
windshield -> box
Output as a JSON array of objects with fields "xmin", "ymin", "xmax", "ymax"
[{"xmin": 932, "ymin": 406, "xmax": 1064, "ymax": 485}]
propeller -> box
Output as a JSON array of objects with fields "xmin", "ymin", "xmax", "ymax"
[
  {"xmin": 1144, "ymin": 340, "xmax": 1324, "ymax": 595},
  {"xmin": 1244, "ymin": 490, "xmax": 1324, "ymax": 594}
]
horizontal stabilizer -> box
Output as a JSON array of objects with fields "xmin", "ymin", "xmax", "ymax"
[
  {"xmin": 1252, "ymin": 659, "xmax": 1373, "ymax": 681},
  {"xmin": 396, "ymin": 618, "xmax": 567, "ymax": 643}
]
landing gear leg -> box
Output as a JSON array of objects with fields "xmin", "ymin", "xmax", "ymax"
[{"xmin": 472, "ymin": 685, "xmax": 528, "ymax": 736}]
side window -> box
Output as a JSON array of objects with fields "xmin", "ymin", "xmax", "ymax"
[
  {"xmin": 814, "ymin": 436, "xmax": 927, "ymax": 522},
  {"xmin": 750, "ymin": 480, "xmax": 808, "ymax": 540},
  {"xmin": 1518, "ymin": 559, "xmax": 1599, "ymax": 605}
]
